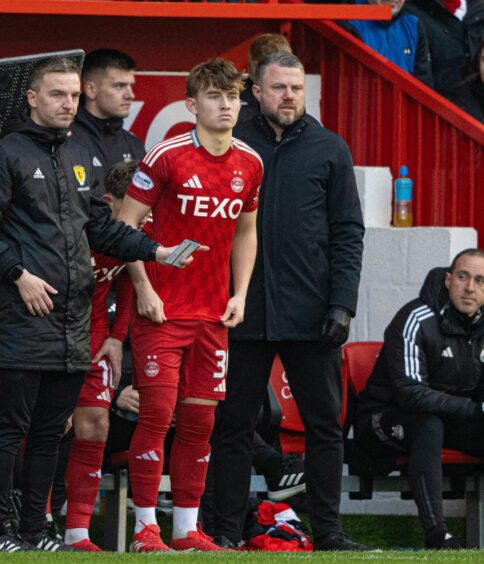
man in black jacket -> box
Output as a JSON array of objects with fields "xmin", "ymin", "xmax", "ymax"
[
  {"xmin": 0, "ymin": 57, "xmax": 196, "ymax": 553},
  {"xmin": 404, "ymin": 0, "xmax": 470, "ymax": 96},
  {"xmin": 356, "ymin": 248, "xmax": 484, "ymax": 549},
  {"xmin": 69, "ymin": 49, "xmax": 145, "ymax": 194},
  {"xmin": 209, "ymin": 52, "xmax": 367, "ymax": 551}
]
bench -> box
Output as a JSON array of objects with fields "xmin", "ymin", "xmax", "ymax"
[{"xmin": 101, "ymin": 343, "xmax": 484, "ymax": 551}]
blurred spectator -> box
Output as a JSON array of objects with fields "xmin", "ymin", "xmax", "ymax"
[
  {"xmin": 449, "ymin": 40, "xmax": 484, "ymax": 122},
  {"xmin": 464, "ymin": 0, "xmax": 484, "ymax": 60},
  {"xmin": 342, "ymin": 0, "xmax": 434, "ymax": 87},
  {"xmin": 403, "ymin": 0, "xmax": 470, "ymax": 95},
  {"xmin": 239, "ymin": 33, "xmax": 292, "ymax": 122}
]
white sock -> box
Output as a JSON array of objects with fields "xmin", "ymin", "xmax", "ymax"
[
  {"xmin": 134, "ymin": 506, "xmax": 157, "ymax": 533},
  {"xmin": 171, "ymin": 506, "xmax": 199, "ymax": 539},
  {"xmin": 64, "ymin": 528, "xmax": 89, "ymax": 545}
]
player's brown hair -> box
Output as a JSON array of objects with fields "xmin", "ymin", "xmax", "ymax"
[
  {"xmin": 28, "ymin": 57, "xmax": 81, "ymax": 91},
  {"xmin": 186, "ymin": 58, "xmax": 244, "ymax": 98},
  {"xmin": 104, "ymin": 160, "xmax": 139, "ymax": 199},
  {"xmin": 248, "ymin": 33, "xmax": 292, "ymax": 78}
]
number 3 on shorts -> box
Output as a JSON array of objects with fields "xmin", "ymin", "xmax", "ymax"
[{"xmin": 213, "ymin": 350, "xmax": 228, "ymax": 379}]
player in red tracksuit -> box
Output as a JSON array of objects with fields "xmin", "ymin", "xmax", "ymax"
[
  {"xmin": 64, "ymin": 161, "xmax": 143, "ymax": 551},
  {"xmin": 117, "ymin": 58, "xmax": 263, "ymax": 552}
]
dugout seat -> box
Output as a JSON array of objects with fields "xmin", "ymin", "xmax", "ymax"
[
  {"xmin": 343, "ymin": 341, "xmax": 484, "ymax": 500},
  {"xmin": 268, "ymin": 352, "xmax": 349, "ymax": 454}
]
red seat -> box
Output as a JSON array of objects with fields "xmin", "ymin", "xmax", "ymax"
[
  {"xmin": 268, "ymin": 355, "xmax": 305, "ymax": 454},
  {"xmin": 268, "ymin": 353, "xmax": 349, "ymax": 454},
  {"xmin": 342, "ymin": 341, "xmax": 484, "ymax": 467}
]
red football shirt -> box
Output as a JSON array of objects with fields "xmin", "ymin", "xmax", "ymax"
[{"xmin": 128, "ymin": 129, "xmax": 263, "ymax": 322}]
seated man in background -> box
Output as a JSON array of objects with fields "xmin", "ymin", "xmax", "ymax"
[
  {"xmin": 355, "ymin": 248, "xmax": 484, "ymax": 550},
  {"xmin": 342, "ymin": 0, "xmax": 434, "ymax": 88}
]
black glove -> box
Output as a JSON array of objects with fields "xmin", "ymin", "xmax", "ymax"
[{"xmin": 321, "ymin": 306, "xmax": 352, "ymax": 349}]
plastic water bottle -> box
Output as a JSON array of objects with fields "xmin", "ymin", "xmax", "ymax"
[{"xmin": 393, "ymin": 165, "xmax": 413, "ymax": 227}]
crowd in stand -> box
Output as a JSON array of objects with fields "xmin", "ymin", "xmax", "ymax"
[
  {"xmin": 0, "ymin": 24, "xmax": 483, "ymax": 554},
  {"xmin": 340, "ymin": 0, "xmax": 484, "ymax": 121}
]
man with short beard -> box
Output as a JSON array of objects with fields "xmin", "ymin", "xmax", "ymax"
[{"xmin": 210, "ymin": 52, "xmax": 369, "ymax": 551}]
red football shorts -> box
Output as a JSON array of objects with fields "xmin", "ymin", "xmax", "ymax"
[
  {"xmin": 131, "ymin": 319, "xmax": 228, "ymax": 401},
  {"xmin": 76, "ymin": 331, "xmax": 115, "ymax": 409}
]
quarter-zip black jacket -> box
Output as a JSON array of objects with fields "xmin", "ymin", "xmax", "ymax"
[
  {"xmin": 0, "ymin": 112, "xmax": 157, "ymax": 372},
  {"xmin": 70, "ymin": 106, "xmax": 145, "ymax": 194},
  {"xmin": 231, "ymin": 113, "xmax": 364, "ymax": 341},
  {"xmin": 358, "ymin": 268, "xmax": 484, "ymax": 422}
]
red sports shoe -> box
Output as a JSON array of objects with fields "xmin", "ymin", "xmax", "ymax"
[
  {"xmin": 70, "ymin": 539, "xmax": 104, "ymax": 552},
  {"xmin": 130, "ymin": 523, "xmax": 170, "ymax": 553},
  {"xmin": 171, "ymin": 523, "xmax": 233, "ymax": 552}
]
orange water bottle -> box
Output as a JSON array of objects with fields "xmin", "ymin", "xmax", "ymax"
[{"xmin": 393, "ymin": 165, "xmax": 413, "ymax": 227}]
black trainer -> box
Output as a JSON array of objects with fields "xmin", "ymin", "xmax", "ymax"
[
  {"xmin": 22, "ymin": 522, "xmax": 78, "ymax": 552},
  {"xmin": 425, "ymin": 530, "xmax": 463, "ymax": 550},
  {"xmin": 315, "ymin": 532, "xmax": 379, "ymax": 551},
  {"xmin": 267, "ymin": 454, "xmax": 306, "ymax": 502},
  {"xmin": 0, "ymin": 519, "xmax": 36, "ymax": 553},
  {"xmin": 212, "ymin": 535, "xmax": 241, "ymax": 550}
]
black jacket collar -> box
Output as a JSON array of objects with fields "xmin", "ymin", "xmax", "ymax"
[
  {"xmin": 75, "ymin": 106, "xmax": 124, "ymax": 136},
  {"xmin": 254, "ymin": 112, "xmax": 308, "ymax": 142},
  {"xmin": 6, "ymin": 107, "xmax": 67, "ymax": 149}
]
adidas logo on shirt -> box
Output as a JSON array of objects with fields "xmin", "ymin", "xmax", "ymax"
[
  {"xmin": 196, "ymin": 454, "xmax": 211, "ymax": 463},
  {"xmin": 96, "ymin": 389, "xmax": 111, "ymax": 402},
  {"xmin": 183, "ymin": 175, "xmax": 203, "ymax": 189},
  {"xmin": 135, "ymin": 450, "xmax": 160, "ymax": 461},
  {"xmin": 33, "ymin": 168, "xmax": 45, "ymax": 179},
  {"xmin": 213, "ymin": 381, "xmax": 226, "ymax": 393},
  {"xmin": 441, "ymin": 346, "xmax": 454, "ymax": 358},
  {"xmin": 88, "ymin": 469, "xmax": 102, "ymax": 478},
  {"xmin": 92, "ymin": 156, "xmax": 102, "ymax": 167}
]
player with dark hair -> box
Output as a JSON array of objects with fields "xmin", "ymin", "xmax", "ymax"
[
  {"xmin": 70, "ymin": 49, "xmax": 145, "ymax": 194},
  {"xmin": 117, "ymin": 58, "xmax": 263, "ymax": 552},
  {"xmin": 63, "ymin": 161, "xmax": 144, "ymax": 551}
]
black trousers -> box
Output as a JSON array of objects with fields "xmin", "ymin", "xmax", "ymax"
[
  {"xmin": 356, "ymin": 410, "xmax": 484, "ymax": 536},
  {"xmin": 210, "ymin": 341, "xmax": 343, "ymax": 545},
  {"xmin": 0, "ymin": 369, "xmax": 84, "ymax": 532}
]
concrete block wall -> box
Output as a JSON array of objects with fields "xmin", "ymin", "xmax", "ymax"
[{"xmin": 350, "ymin": 227, "xmax": 478, "ymax": 343}]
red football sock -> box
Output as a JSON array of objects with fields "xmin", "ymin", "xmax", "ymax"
[
  {"xmin": 45, "ymin": 489, "xmax": 52, "ymax": 517},
  {"xmin": 169, "ymin": 403, "xmax": 215, "ymax": 508},
  {"xmin": 129, "ymin": 386, "xmax": 178, "ymax": 507},
  {"xmin": 65, "ymin": 438, "xmax": 105, "ymax": 530}
]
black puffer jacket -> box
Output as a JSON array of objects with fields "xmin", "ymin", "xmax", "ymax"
[
  {"xmin": 231, "ymin": 113, "xmax": 364, "ymax": 341},
  {"xmin": 357, "ymin": 268, "xmax": 484, "ymax": 422},
  {"xmin": 70, "ymin": 106, "xmax": 145, "ymax": 194},
  {"xmin": 0, "ymin": 112, "xmax": 156, "ymax": 372}
]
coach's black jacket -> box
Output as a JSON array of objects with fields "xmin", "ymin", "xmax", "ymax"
[
  {"xmin": 358, "ymin": 268, "xmax": 484, "ymax": 423},
  {"xmin": 231, "ymin": 113, "xmax": 364, "ymax": 341},
  {"xmin": 70, "ymin": 106, "xmax": 145, "ymax": 194},
  {"xmin": 0, "ymin": 111, "xmax": 156, "ymax": 372}
]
